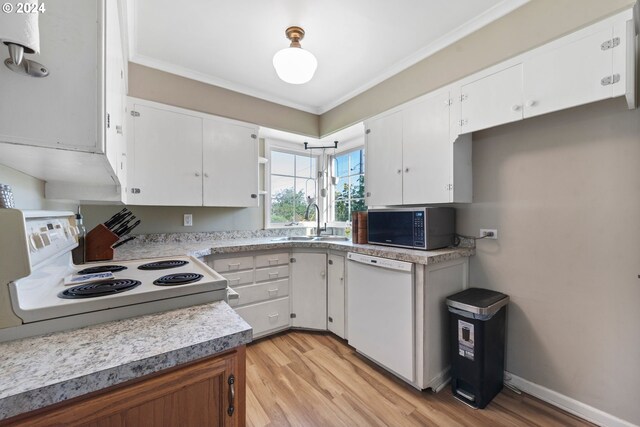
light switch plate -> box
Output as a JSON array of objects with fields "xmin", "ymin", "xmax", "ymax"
[{"xmin": 183, "ymin": 214, "xmax": 193, "ymax": 227}]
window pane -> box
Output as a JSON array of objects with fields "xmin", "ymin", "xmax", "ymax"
[
  {"xmin": 334, "ymin": 200, "xmax": 349, "ymax": 222},
  {"xmin": 335, "ymin": 177, "xmax": 349, "ymax": 200},
  {"xmin": 270, "ymin": 176, "xmax": 295, "ymax": 223},
  {"xmin": 296, "ymin": 177, "xmax": 316, "ymax": 203},
  {"xmin": 350, "ymin": 175, "xmax": 365, "ymax": 199},
  {"xmin": 296, "ymin": 155, "xmax": 316, "ymax": 178},
  {"xmin": 335, "ymin": 154, "xmax": 349, "ymax": 177},
  {"xmin": 271, "ymin": 151, "xmax": 295, "ymax": 176},
  {"xmin": 349, "ymin": 150, "xmax": 363, "ymax": 174},
  {"xmin": 351, "ymin": 198, "xmax": 365, "ymax": 213}
]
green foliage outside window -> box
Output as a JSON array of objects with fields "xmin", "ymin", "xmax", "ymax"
[{"xmin": 333, "ymin": 149, "xmax": 365, "ymax": 222}]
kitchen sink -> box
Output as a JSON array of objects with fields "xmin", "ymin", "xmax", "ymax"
[
  {"xmin": 271, "ymin": 236, "xmax": 315, "ymax": 241},
  {"xmin": 271, "ymin": 235, "xmax": 349, "ymax": 242},
  {"xmin": 312, "ymin": 236, "xmax": 349, "ymax": 242}
]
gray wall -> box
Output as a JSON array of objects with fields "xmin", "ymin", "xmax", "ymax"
[
  {"xmin": 456, "ymin": 98, "xmax": 640, "ymax": 425},
  {"xmin": 81, "ymin": 204, "xmax": 263, "ymax": 235},
  {"xmin": 129, "ymin": 63, "xmax": 320, "ymax": 137},
  {"xmin": 0, "ymin": 164, "xmax": 75, "ymax": 211}
]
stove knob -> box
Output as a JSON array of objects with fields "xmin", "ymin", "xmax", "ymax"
[
  {"xmin": 32, "ymin": 233, "xmax": 45, "ymax": 249},
  {"xmin": 40, "ymin": 233, "xmax": 51, "ymax": 246},
  {"xmin": 28, "ymin": 234, "xmax": 38, "ymax": 252}
]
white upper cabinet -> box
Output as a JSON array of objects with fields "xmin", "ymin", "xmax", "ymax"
[
  {"xmin": 128, "ymin": 104, "xmax": 204, "ymax": 206},
  {"xmin": 402, "ymin": 91, "xmax": 452, "ymax": 204},
  {"xmin": 522, "ymin": 28, "xmax": 616, "ymax": 119},
  {"xmin": 364, "ymin": 111, "xmax": 403, "ymax": 207},
  {"xmin": 105, "ymin": 0, "xmax": 127, "ymax": 188},
  {"xmin": 459, "ymin": 64, "xmax": 523, "ymax": 134},
  {"xmin": 457, "ymin": 10, "xmax": 635, "ymax": 134},
  {"xmin": 365, "ymin": 90, "xmax": 472, "ymax": 207},
  {"xmin": 0, "ymin": 0, "xmax": 128, "ymax": 203},
  {"xmin": 203, "ymin": 119, "xmax": 259, "ymax": 207},
  {"xmin": 0, "ymin": 0, "xmax": 100, "ymax": 151},
  {"xmin": 128, "ymin": 99, "xmax": 261, "ymax": 207}
]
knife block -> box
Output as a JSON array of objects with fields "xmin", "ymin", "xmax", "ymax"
[{"xmin": 85, "ymin": 224, "xmax": 119, "ymax": 262}]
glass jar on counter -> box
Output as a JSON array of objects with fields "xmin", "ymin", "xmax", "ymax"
[{"xmin": 0, "ymin": 184, "xmax": 15, "ymax": 208}]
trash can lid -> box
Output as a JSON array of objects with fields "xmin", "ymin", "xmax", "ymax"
[{"xmin": 446, "ymin": 288, "xmax": 509, "ymax": 316}]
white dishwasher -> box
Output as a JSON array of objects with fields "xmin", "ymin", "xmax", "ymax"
[{"xmin": 347, "ymin": 252, "xmax": 414, "ymax": 382}]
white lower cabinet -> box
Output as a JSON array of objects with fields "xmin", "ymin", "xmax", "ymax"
[
  {"xmin": 205, "ymin": 251, "xmax": 291, "ymax": 338},
  {"xmin": 233, "ymin": 279, "xmax": 289, "ymax": 307},
  {"xmin": 327, "ymin": 253, "xmax": 346, "ymax": 339},
  {"xmin": 290, "ymin": 252, "xmax": 327, "ymax": 330},
  {"xmin": 235, "ymin": 298, "xmax": 290, "ymax": 336}
]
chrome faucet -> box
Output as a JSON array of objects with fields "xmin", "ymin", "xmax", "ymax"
[{"xmin": 304, "ymin": 202, "xmax": 326, "ymax": 237}]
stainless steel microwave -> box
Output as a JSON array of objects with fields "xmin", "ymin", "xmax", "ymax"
[{"xmin": 367, "ymin": 207, "xmax": 455, "ymax": 250}]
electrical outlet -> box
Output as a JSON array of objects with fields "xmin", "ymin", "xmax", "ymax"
[
  {"xmin": 183, "ymin": 214, "xmax": 193, "ymax": 227},
  {"xmin": 480, "ymin": 229, "xmax": 498, "ymax": 239}
]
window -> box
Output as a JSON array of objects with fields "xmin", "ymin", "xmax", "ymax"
[
  {"xmin": 332, "ymin": 149, "xmax": 365, "ymax": 222},
  {"xmin": 269, "ymin": 149, "xmax": 318, "ymax": 225}
]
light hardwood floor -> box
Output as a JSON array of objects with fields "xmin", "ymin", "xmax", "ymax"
[{"xmin": 246, "ymin": 331, "xmax": 593, "ymax": 427}]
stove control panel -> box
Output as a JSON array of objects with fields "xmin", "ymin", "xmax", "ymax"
[{"xmin": 24, "ymin": 214, "xmax": 78, "ymax": 268}]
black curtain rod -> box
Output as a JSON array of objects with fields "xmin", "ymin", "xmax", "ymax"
[{"xmin": 304, "ymin": 141, "xmax": 338, "ymax": 150}]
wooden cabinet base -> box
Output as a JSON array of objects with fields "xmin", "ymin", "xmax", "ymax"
[{"xmin": 1, "ymin": 346, "xmax": 246, "ymax": 427}]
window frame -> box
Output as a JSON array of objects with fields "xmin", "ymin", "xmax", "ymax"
[
  {"xmin": 265, "ymin": 139, "xmax": 321, "ymax": 228},
  {"xmin": 328, "ymin": 146, "xmax": 365, "ymax": 226}
]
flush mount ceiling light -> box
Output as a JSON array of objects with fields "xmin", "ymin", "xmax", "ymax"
[{"xmin": 272, "ymin": 26, "xmax": 318, "ymax": 85}]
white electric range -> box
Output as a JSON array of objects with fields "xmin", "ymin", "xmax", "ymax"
[{"xmin": 0, "ymin": 209, "xmax": 229, "ymax": 342}]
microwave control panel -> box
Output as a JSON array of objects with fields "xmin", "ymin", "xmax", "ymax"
[{"xmin": 413, "ymin": 211, "xmax": 426, "ymax": 248}]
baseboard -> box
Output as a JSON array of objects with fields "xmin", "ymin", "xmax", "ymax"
[{"xmin": 505, "ymin": 372, "xmax": 637, "ymax": 427}]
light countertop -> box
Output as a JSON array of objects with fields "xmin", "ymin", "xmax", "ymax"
[
  {"xmin": 114, "ymin": 237, "xmax": 474, "ymax": 265},
  {"xmin": 0, "ymin": 301, "xmax": 252, "ymax": 421}
]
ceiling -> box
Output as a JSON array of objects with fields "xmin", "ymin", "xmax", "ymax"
[{"xmin": 127, "ymin": 0, "xmax": 528, "ymax": 114}]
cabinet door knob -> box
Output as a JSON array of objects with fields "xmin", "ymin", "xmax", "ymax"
[
  {"xmin": 251, "ymin": 193, "xmax": 258, "ymax": 198},
  {"xmin": 511, "ymin": 104, "xmax": 521, "ymax": 111},
  {"xmin": 397, "ymin": 169, "xmax": 402, "ymax": 174},
  {"xmin": 526, "ymin": 100, "xmax": 536, "ymax": 107},
  {"xmin": 204, "ymin": 173, "xmax": 209, "ymax": 178},
  {"xmin": 195, "ymin": 172, "xmax": 200, "ymax": 177},
  {"xmin": 405, "ymin": 167, "xmax": 409, "ymax": 173},
  {"xmin": 366, "ymin": 192, "xmax": 371, "ymax": 197}
]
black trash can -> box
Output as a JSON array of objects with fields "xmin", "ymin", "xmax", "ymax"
[{"xmin": 446, "ymin": 288, "xmax": 509, "ymax": 409}]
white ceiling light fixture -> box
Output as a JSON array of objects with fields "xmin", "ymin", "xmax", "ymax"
[{"xmin": 273, "ymin": 26, "xmax": 318, "ymax": 85}]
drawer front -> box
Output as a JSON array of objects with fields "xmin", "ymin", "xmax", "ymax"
[
  {"xmin": 235, "ymin": 297, "xmax": 290, "ymax": 337},
  {"xmin": 255, "ymin": 252, "xmax": 290, "ymax": 268},
  {"xmin": 255, "ymin": 265, "xmax": 290, "ymax": 282},
  {"xmin": 235, "ymin": 279, "xmax": 289, "ymax": 306},
  {"xmin": 223, "ymin": 270, "xmax": 254, "ymax": 287},
  {"xmin": 212, "ymin": 256, "xmax": 254, "ymax": 273}
]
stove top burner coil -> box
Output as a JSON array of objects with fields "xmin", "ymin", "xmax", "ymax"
[
  {"xmin": 77, "ymin": 265, "xmax": 128, "ymax": 275},
  {"xmin": 153, "ymin": 273, "xmax": 204, "ymax": 286},
  {"xmin": 137, "ymin": 260, "xmax": 189, "ymax": 270},
  {"xmin": 59, "ymin": 279, "xmax": 142, "ymax": 299}
]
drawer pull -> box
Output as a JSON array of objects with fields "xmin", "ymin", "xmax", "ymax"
[
  {"xmin": 267, "ymin": 288, "xmax": 279, "ymax": 296},
  {"xmin": 228, "ymin": 263, "xmax": 241, "ymax": 270},
  {"xmin": 268, "ymin": 258, "xmax": 279, "ymax": 265},
  {"xmin": 268, "ymin": 272, "xmax": 279, "ymax": 278},
  {"xmin": 267, "ymin": 313, "xmax": 279, "ymax": 321}
]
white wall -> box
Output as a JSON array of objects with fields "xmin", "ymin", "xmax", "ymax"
[{"xmin": 456, "ymin": 97, "xmax": 640, "ymax": 425}]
